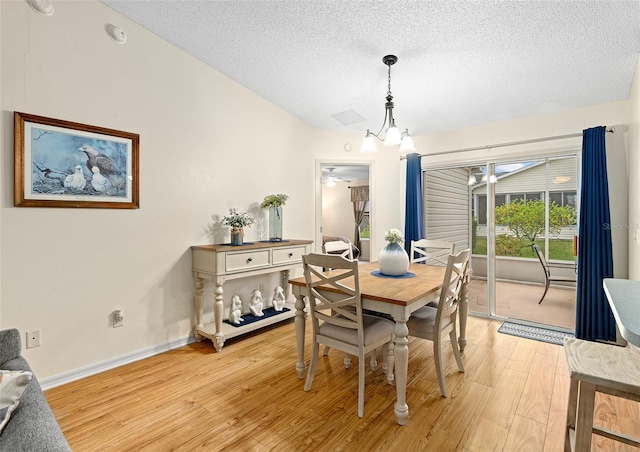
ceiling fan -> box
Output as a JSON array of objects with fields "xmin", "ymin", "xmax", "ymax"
[{"xmin": 322, "ymin": 167, "xmax": 351, "ymax": 187}]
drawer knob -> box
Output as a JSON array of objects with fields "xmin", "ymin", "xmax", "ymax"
[
  {"xmin": 288, "ymin": 252, "xmax": 293, "ymax": 258},
  {"xmin": 247, "ymin": 257, "xmax": 253, "ymax": 263}
]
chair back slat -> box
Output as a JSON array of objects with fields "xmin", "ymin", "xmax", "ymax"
[
  {"xmin": 435, "ymin": 249, "xmax": 470, "ymax": 324},
  {"xmin": 410, "ymin": 239, "xmax": 455, "ymax": 266},
  {"xmin": 302, "ymin": 253, "xmax": 363, "ymax": 337}
]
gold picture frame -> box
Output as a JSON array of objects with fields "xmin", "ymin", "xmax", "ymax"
[{"xmin": 14, "ymin": 111, "xmax": 139, "ymax": 209}]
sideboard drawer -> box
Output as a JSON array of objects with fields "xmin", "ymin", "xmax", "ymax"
[
  {"xmin": 226, "ymin": 250, "xmax": 270, "ymax": 272},
  {"xmin": 273, "ymin": 246, "xmax": 306, "ymax": 265}
]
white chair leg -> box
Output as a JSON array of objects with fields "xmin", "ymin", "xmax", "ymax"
[
  {"xmin": 358, "ymin": 352, "xmax": 365, "ymax": 418},
  {"xmin": 434, "ymin": 334, "xmax": 448, "ymax": 397},
  {"xmin": 450, "ymin": 329, "xmax": 464, "ymax": 372},
  {"xmin": 305, "ymin": 341, "xmax": 320, "ymax": 391},
  {"xmin": 344, "ymin": 353, "xmax": 351, "ymax": 369},
  {"xmin": 385, "ymin": 342, "xmax": 395, "ymax": 385}
]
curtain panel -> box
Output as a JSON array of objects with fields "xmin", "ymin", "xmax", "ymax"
[
  {"xmin": 575, "ymin": 126, "xmax": 616, "ymax": 342},
  {"xmin": 404, "ymin": 153, "xmax": 424, "ymax": 255}
]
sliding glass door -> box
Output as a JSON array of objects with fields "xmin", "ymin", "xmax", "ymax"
[{"xmin": 424, "ymin": 153, "xmax": 578, "ymax": 330}]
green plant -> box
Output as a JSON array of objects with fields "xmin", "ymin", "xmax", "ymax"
[
  {"xmin": 359, "ymin": 226, "xmax": 370, "ymax": 238},
  {"xmin": 222, "ymin": 208, "xmax": 254, "ymax": 228},
  {"xmin": 495, "ymin": 199, "xmax": 576, "ymax": 245},
  {"xmin": 261, "ymin": 194, "xmax": 289, "ymax": 209}
]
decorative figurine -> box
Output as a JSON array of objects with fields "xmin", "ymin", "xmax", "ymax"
[
  {"xmin": 272, "ymin": 285, "xmax": 286, "ymax": 311},
  {"xmin": 249, "ymin": 289, "xmax": 264, "ymax": 316},
  {"xmin": 229, "ymin": 295, "xmax": 244, "ymax": 324}
]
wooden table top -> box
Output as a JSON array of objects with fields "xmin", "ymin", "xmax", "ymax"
[
  {"xmin": 192, "ymin": 239, "xmax": 313, "ymax": 252},
  {"xmin": 289, "ymin": 262, "xmax": 446, "ymax": 306}
]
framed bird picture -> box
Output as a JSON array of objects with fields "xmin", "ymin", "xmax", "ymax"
[{"xmin": 14, "ymin": 112, "xmax": 139, "ymax": 209}]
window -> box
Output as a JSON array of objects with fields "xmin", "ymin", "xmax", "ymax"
[{"xmin": 359, "ymin": 212, "xmax": 370, "ymax": 238}]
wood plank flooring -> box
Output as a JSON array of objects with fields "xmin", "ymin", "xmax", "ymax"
[{"xmin": 45, "ymin": 316, "xmax": 640, "ymax": 451}]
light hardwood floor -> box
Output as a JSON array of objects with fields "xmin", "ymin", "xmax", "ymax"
[{"xmin": 46, "ymin": 316, "xmax": 639, "ymax": 451}]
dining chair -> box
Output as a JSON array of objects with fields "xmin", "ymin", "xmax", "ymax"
[
  {"xmin": 322, "ymin": 240, "xmax": 354, "ymax": 260},
  {"xmin": 302, "ymin": 253, "xmax": 395, "ymax": 418},
  {"xmin": 407, "ymin": 248, "xmax": 470, "ymax": 398},
  {"xmin": 410, "ymin": 239, "xmax": 455, "ymax": 266},
  {"xmin": 410, "ymin": 239, "xmax": 455, "ymax": 308},
  {"xmin": 532, "ymin": 244, "xmax": 576, "ymax": 304}
]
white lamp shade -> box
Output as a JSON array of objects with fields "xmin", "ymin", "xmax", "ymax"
[
  {"xmin": 467, "ymin": 175, "xmax": 477, "ymax": 185},
  {"xmin": 326, "ymin": 178, "xmax": 336, "ymax": 187},
  {"xmin": 362, "ymin": 135, "xmax": 377, "ymax": 152},
  {"xmin": 384, "ymin": 126, "xmax": 401, "ymax": 146},
  {"xmin": 399, "ymin": 135, "xmax": 415, "ymax": 152},
  {"xmin": 489, "ymin": 175, "xmax": 498, "ymax": 184}
]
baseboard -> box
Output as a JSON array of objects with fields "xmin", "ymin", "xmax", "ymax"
[{"xmin": 40, "ymin": 334, "xmax": 197, "ymax": 391}]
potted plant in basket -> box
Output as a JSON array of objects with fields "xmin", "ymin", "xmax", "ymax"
[
  {"xmin": 222, "ymin": 208, "xmax": 254, "ymax": 245},
  {"xmin": 261, "ymin": 194, "xmax": 289, "ymax": 242}
]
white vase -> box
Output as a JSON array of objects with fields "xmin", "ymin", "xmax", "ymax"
[{"xmin": 378, "ymin": 242, "xmax": 409, "ymax": 276}]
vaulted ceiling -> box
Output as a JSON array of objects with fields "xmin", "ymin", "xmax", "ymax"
[{"xmin": 102, "ymin": 1, "xmax": 640, "ymax": 137}]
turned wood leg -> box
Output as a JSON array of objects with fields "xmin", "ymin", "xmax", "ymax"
[
  {"xmin": 194, "ymin": 277, "xmax": 204, "ymax": 341},
  {"xmin": 213, "ymin": 280, "xmax": 225, "ymax": 352},
  {"xmin": 282, "ymin": 269, "xmax": 291, "ymax": 300},
  {"xmin": 294, "ymin": 293, "xmax": 306, "ymax": 379},
  {"xmin": 458, "ymin": 274, "xmax": 469, "ymax": 352},
  {"xmin": 393, "ymin": 319, "xmax": 409, "ymax": 425}
]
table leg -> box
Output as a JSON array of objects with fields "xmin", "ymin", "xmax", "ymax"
[
  {"xmin": 393, "ymin": 319, "xmax": 409, "ymax": 425},
  {"xmin": 193, "ymin": 277, "xmax": 204, "ymax": 341},
  {"xmin": 212, "ymin": 278, "xmax": 225, "ymax": 352},
  {"xmin": 458, "ymin": 274, "xmax": 469, "ymax": 352},
  {"xmin": 294, "ymin": 292, "xmax": 306, "ymax": 379}
]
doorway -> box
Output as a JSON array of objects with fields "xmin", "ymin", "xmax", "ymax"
[{"xmin": 315, "ymin": 162, "xmax": 371, "ymax": 262}]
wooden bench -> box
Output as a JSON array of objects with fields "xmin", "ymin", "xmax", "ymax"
[{"xmin": 563, "ymin": 337, "xmax": 640, "ymax": 451}]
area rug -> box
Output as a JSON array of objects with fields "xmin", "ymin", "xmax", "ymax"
[{"xmin": 498, "ymin": 321, "xmax": 574, "ymax": 345}]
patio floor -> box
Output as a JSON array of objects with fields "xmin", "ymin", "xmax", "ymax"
[{"xmin": 466, "ymin": 278, "xmax": 576, "ymax": 330}]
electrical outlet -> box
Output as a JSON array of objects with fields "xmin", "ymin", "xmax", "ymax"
[
  {"xmin": 113, "ymin": 310, "xmax": 124, "ymax": 328},
  {"xmin": 26, "ymin": 330, "xmax": 41, "ymax": 349}
]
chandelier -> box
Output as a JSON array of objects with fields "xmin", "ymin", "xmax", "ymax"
[{"xmin": 362, "ymin": 55, "xmax": 415, "ymax": 153}]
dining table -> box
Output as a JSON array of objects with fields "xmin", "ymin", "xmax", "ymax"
[{"xmin": 288, "ymin": 261, "xmax": 470, "ymax": 425}]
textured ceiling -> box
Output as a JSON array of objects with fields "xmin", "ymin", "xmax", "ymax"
[{"xmin": 101, "ymin": 0, "xmax": 640, "ymax": 137}]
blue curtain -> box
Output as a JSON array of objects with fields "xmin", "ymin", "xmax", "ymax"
[
  {"xmin": 575, "ymin": 126, "xmax": 615, "ymax": 341},
  {"xmin": 404, "ymin": 153, "xmax": 424, "ymax": 256}
]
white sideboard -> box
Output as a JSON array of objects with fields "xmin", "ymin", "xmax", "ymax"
[{"xmin": 191, "ymin": 239, "xmax": 313, "ymax": 351}]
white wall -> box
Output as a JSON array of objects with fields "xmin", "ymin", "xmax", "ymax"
[
  {"xmin": 628, "ymin": 56, "xmax": 640, "ymax": 280},
  {"xmin": 321, "ymin": 180, "xmax": 355, "ymax": 240}
]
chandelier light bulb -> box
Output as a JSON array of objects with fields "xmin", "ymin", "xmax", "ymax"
[
  {"xmin": 384, "ymin": 125, "xmax": 401, "ymax": 146},
  {"xmin": 399, "ymin": 131, "xmax": 415, "ymax": 152},
  {"xmin": 361, "ymin": 132, "xmax": 377, "ymax": 153},
  {"xmin": 467, "ymin": 174, "xmax": 477, "ymax": 185},
  {"xmin": 326, "ymin": 178, "xmax": 336, "ymax": 188}
]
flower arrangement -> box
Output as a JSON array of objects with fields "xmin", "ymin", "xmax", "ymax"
[
  {"xmin": 222, "ymin": 208, "xmax": 254, "ymax": 228},
  {"xmin": 261, "ymin": 194, "xmax": 289, "ymax": 209},
  {"xmin": 384, "ymin": 228, "xmax": 404, "ymax": 244}
]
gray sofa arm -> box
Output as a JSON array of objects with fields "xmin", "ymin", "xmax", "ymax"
[{"xmin": 0, "ymin": 328, "xmax": 22, "ymax": 365}]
